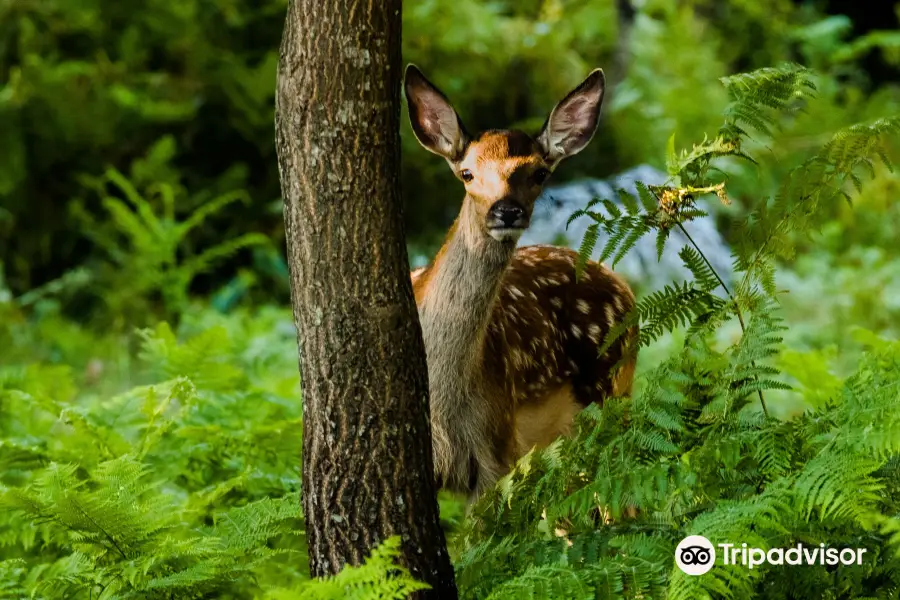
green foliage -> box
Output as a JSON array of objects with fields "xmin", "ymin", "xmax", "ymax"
[
  {"xmin": 571, "ymin": 64, "xmax": 898, "ymax": 362},
  {"xmin": 0, "ymin": 311, "xmax": 308, "ymax": 598},
  {"xmin": 0, "ymin": 0, "xmax": 288, "ymax": 293},
  {"xmin": 5, "ymin": 458, "xmax": 300, "ymax": 598},
  {"xmin": 265, "ymin": 537, "xmax": 429, "ymax": 600},
  {"xmin": 74, "ymin": 166, "xmax": 269, "ymax": 325}
]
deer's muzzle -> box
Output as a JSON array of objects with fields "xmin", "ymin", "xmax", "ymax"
[{"xmin": 487, "ymin": 200, "xmax": 528, "ymax": 241}]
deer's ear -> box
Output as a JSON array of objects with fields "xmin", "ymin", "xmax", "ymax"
[
  {"xmin": 536, "ymin": 69, "xmax": 605, "ymax": 166},
  {"xmin": 404, "ymin": 65, "xmax": 469, "ymax": 161}
]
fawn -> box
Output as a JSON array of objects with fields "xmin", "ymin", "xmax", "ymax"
[{"xmin": 404, "ymin": 65, "xmax": 638, "ymax": 498}]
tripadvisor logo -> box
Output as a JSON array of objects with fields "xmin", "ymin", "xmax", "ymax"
[{"xmin": 675, "ymin": 536, "xmax": 868, "ymax": 576}]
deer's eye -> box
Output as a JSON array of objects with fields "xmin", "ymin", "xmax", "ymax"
[
  {"xmin": 533, "ymin": 168, "xmax": 551, "ymax": 185},
  {"xmin": 460, "ymin": 169, "xmax": 474, "ymax": 182}
]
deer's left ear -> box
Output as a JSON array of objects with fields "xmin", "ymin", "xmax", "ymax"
[
  {"xmin": 536, "ymin": 69, "xmax": 605, "ymax": 166},
  {"xmin": 404, "ymin": 64, "xmax": 469, "ymax": 162}
]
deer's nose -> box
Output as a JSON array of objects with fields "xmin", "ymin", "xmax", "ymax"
[{"xmin": 488, "ymin": 201, "xmax": 526, "ymax": 229}]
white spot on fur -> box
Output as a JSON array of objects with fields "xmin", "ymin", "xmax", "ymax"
[
  {"xmin": 550, "ymin": 297, "xmax": 563, "ymax": 309},
  {"xmin": 588, "ymin": 324, "xmax": 602, "ymax": 343},
  {"xmin": 509, "ymin": 286, "xmax": 524, "ymax": 299},
  {"xmin": 571, "ymin": 324, "xmax": 582, "ymax": 339},
  {"xmin": 605, "ymin": 304, "xmax": 616, "ymax": 325},
  {"xmin": 576, "ymin": 299, "xmax": 591, "ymax": 314},
  {"xmin": 512, "ymin": 348, "xmax": 532, "ymax": 369}
]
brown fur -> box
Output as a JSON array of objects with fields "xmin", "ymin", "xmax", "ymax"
[
  {"xmin": 472, "ymin": 130, "xmax": 540, "ymax": 160},
  {"xmin": 514, "ymin": 384, "xmax": 580, "ymax": 456}
]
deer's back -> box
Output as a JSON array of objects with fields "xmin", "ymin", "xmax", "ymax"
[{"xmin": 484, "ymin": 245, "xmax": 636, "ymax": 408}]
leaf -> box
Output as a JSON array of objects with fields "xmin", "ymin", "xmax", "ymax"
[
  {"xmin": 666, "ymin": 131, "xmax": 678, "ymax": 176},
  {"xmin": 575, "ymin": 224, "xmax": 600, "ymax": 281}
]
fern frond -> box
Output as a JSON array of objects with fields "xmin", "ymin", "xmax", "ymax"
[
  {"xmin": 575, "ymin": 223, "xmax": 599, "ymax": 281},
  {"xmin": 274, "ymin": 537, "xmax": 429, "ymax": 600}
]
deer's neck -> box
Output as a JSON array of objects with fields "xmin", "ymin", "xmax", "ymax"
[{"xmin": 418, "ymin": 201, "xmax": 514, "ymax": 392}]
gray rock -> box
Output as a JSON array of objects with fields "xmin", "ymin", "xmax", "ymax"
[{"xmin": 519, "ymin": 164, "xmax": 732, "ymax": 290}]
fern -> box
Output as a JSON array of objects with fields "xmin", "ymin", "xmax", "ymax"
[
  {"xmin": 569, "ymin": 65, "xmax": 897, "ymax": 422},
  {"xmin": 0, "ymin": 318, "xmax": 307, "ymax": 599},
  {"xmin": 678, "ymin": 246, "xmax": 720, "ymax": 293},
  {"xmin": 73, "ymin": 168, "xmax": 270, "ymax": 323},
  {"xmin": 734, "ymin": 116, "xmax": 900, "ymax": 296},
  {"xmin": 265, "ymin": 537, "xmax": 429, "ymax": 600}
]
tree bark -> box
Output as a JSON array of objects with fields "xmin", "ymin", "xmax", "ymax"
[{"xmin": 274, "ymin": 1, "xmax": 457, "ymax": 597}]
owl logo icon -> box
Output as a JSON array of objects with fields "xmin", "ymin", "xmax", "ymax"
[{"xmin": 675, "ymin": 535, "xmax": 716, "ymax": 575}]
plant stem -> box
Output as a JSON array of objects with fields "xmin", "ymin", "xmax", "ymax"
[{"xmin": 676, "ymin": 222, "xmax": 771, "ymax": 419}]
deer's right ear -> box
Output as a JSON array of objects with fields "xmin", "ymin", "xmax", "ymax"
[
  {"xmin": 536, "ymin": 69, "xmax": 605, "ymax": 167},
  {"xmin": 404, "ymin": 65, "xmax": 469, "ymax": 161}
]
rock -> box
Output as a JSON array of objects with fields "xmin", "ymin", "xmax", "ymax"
[{"xmin": 518, "ymin": 164, "xmax": 732, "ymax": 290}]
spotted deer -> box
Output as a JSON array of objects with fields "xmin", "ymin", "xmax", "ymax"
[{"xmin": 404, "ymin": 65, "xmax": 638, "ymax": 498}]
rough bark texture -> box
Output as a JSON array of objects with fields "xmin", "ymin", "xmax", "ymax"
[{"xmin": 274, "ymin": 1, "xmax": 457, "ymax": 596}]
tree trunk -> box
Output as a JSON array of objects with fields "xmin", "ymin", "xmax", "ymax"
[{"xmin": 274, "ymin": 0, "xmax": 457, "ymax": 597}]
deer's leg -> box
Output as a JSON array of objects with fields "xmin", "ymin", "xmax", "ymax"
[{"xmin": 462, "ymin": 394, "xmax": 518, "ymax": 500}]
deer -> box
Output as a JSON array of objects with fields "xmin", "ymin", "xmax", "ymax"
[{"xmin": 404, "ymin": 64, "xmax": 638, "ymax": 499}]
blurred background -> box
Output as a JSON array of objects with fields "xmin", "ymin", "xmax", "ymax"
[{"xmin": 1, "ymin": 0, "xmax": 899, "ymax": 396}]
